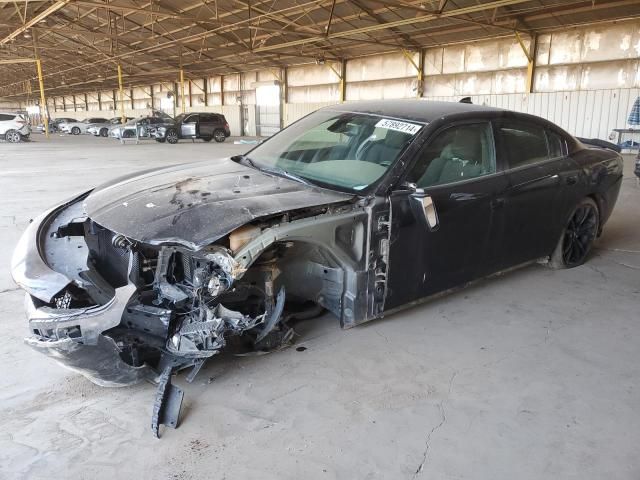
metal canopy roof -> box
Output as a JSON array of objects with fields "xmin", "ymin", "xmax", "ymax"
[{"xmin": 1, "ymin": 0, "xmax": 639, "ymax": 99}]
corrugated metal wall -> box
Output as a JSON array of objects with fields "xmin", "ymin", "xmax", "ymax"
[{"xmin": 425, "ymin": 88, "xmax": 640, "ymax": 139}]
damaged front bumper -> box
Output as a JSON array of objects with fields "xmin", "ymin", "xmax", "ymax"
[
  {"xmin": 23, "ymin": 285, "xmax": 154, "ymax": 387},
  {"xmin": 12, "ymin": 193, "xmax": 152, "ymax": 387}
]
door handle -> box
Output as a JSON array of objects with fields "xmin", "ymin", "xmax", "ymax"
[
  {"xmin": 566, "ymin": 175, "xmax": 578, "ymax": 185},
  {"xmin": 490, "ymin": 197, "xmax": 505, "ymax": 209}
]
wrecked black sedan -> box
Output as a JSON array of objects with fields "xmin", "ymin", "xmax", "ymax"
[{"xmin": 12, "ymin": 100, "xmax": 622, "ymax": 432}]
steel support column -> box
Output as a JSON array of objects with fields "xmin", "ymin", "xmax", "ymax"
[
  {"xmin": 35, "ymin": 59, "xmax": 49, "ymax": 138},
  {"xmin": 328, "ymin": 60, "xmax": 346, "ymax": 103},
  {"xmin": 515, "ymin": 31, "xmax": 537, "ymax": 93},
  {"xmin": 402, "ymin": 49, "xmax": 423, "ymax": 98},
  {"xmin": 203, "ymin": 78, "xmax": 208, "ymax": 107},
  {"xmin": 220, "ymin": 75, "xmax": 224, "ymax": 106},
  {"xmin": 117, "ymin": 64, "xmax": 126, "ymax": 124},
  {"xmin": 180, "ymin": 69, "xmax": 186, "ymax": 113}
]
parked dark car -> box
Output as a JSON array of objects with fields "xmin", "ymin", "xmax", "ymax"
[
  {"xmin": 11, "ymin": 100, "xmax": 622, "ymax": 435},
  {"xmin": 151, "ymin": 112, "xmax": 230, "ymax": 144}
]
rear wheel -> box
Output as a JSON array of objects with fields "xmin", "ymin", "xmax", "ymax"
[
  {"xmin": 166, "ymin": 129, "xmax": 179, "ymax": 144},
  {"xmin": 71, "ymin": 126, "xmax": 81, "ymax": 135},
  {"xmin": 5, "ymin": 130, "xmax": 21, "ymax": 143},
  {"xmin": 548, "ymin": 197, "xmax": 599, "ymax": 269},
  {"xmin": 100, "ymin": 128, "xmax": 109, "ymax": 137},
  {"xmin": 213, "ymin": 129, "xmax": 226, "ymax": 143}
]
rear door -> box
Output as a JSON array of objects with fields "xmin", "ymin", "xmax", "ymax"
[
  {"xmin": 496, "ymin": 119, "xmax": 577, "ymax": 269},
  {"xmin": 199, "ymin": 114, "xmax": 216, "ymax": 137},
  {"xmin": 385, "ymin": 120, "xmax": 509, "ymax": 310},
  {"xmin": 0, "ymin": 113, "xmax": 14, "ymax": 134}
]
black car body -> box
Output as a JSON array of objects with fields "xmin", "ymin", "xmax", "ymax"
[
  {"xmin": 151, "ymin": 112, "xmax": 230, "ymax": 144},
  {"xmin": 11, "ymin": 100, "xmax": 622, "ymax": 433}
]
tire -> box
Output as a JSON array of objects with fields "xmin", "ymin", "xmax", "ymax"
[
  {"xmin": 166, "ymin": 129, "xmax": 179, "ymax": 144},
  {"xmin": 547, "ymin": 197, "xmax": 599, "ymax": 269},
  {"xmin": 213, "ymin": 129, "xmax": 226, "ymax": 143},
  {"xmin": 100, "ymin": 128, "xmax": 109, "ymax": 137},
  {"xmin": 155, "ymin": 138, "xmax": 166, "ymax": 143},
  {"xmin": 71, "ymin": 126, "xmax": 81, "ymax": 135},
  {"xmin": 5, "ymin": 130, "xmax": 21, "ymax": 143},
  {"xmin": 202, "ymin": 136, "xmax": 212, "ymax": 142}
]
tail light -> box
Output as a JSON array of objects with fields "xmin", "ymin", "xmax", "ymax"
[
  {"xmin": 15, "ymin": 118, "xmax": 26, "ymax": 126},
  {"xmin": 225, "ymin": 122, "xmax": 229, "ymax": 129}
]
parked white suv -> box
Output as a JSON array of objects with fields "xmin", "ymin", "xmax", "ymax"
[{"xmin": 0, "ymin": 112, "xmax": 31, "ymax": 143}]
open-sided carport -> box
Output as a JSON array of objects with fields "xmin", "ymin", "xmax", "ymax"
[{"xmin": 1, "ymin": 1, "xmax": 640, "ymax": 479}]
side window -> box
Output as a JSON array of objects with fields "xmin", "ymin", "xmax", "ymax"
[
  {"xmin": 499, "ymin": 121, "xmax": 549, "ymax": 168},
  {"xmin": 547, "ymin": 130, "xmax": 566, "ymax": 158},
  {"xmin": 200, "ymin": 114, "xmax": 215, "ymax": 122},
  {"xmin": 408, "ymin": 122, "xmax": 496, "ymax": 188},
  {"xmin": 183, "ymin": 115, "xmax": 197, "ymax": 124},
  {"xmin": 0, "ymin": 114, "xmax": 14, "ymax": 121}
]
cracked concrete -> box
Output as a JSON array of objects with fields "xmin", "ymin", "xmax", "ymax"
[
  {"xmin": 413, "ymin": 371, "xmax": 457, "ymax": 479},
  {"xmin": 0, "ymin": 135, "xmax": 639, "ymax": 480}
]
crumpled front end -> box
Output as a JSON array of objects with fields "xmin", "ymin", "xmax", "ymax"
[{"xmin": 11, "ymin": 192, "xmax": 294, "ymax": 387}]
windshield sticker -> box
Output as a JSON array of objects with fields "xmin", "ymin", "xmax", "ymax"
[{"xmin": 375, "ymin": 118, "xmax": 422, "ymax": 135}]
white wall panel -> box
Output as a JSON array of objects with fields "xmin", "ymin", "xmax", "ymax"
[
  {"xmin": 284, "ymin": 102, "xmax": 336, "ymax": 126},
  {"xmin": 347, "ymin": 78, "xmax": 416, "ymax": 101},
  {"xmin": 288, "ymin": 64, "xmax": 340, "ymax": 87},
  {"xmin": 288, "ymin": 84, "xmax": 340, "ymax": 103},
  {"xmin": 347, "ymin": 52, "xmax": 418, "ymax": 82}
]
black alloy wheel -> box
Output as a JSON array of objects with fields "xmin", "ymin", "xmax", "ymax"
[
  {"xmin": 213, "ymin": 129, "xmax": 226, "ymax": 143},
  {"xmin": 549, "ymin": 197, "xmax": 599, "ymax": 268},
  {"xmin": 166, "ymin": 129, "xmax": 179, "ymax": 144}
]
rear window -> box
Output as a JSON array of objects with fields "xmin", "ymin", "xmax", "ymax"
[
  {"xmin": 498, "ymin": 121, "xmax": 550, "ymax": 169},
  {"xmin": 547, "ymin": 130, "xmax": 566, "ymax": 158}
]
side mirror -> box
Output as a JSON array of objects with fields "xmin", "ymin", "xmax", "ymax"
[
  {"xmin": 416, "ymin": 194, "xmax": 439, "ymax": 229},
  {"xmin": 408, "ymin": 187, "xmax": 438, "ymax": 230}
]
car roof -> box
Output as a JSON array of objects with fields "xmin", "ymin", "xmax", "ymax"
[{"xmin": 323, "ymin": 99, "xmax": 504, "ymax": 124}]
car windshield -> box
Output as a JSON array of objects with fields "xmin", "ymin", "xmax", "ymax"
[{"xmin": 243, "ymin": 110, "xmax": 423, "ymax": 193}]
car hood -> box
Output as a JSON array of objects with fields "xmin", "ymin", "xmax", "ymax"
[{"xmin": 83, "ymin": 158, "xmax": 354, "ymax": 250}]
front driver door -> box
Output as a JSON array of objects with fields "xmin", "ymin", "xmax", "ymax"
[
  {"xmin": 181, "ymin": 114, "xmax": 198, "ymax": 137},
  {"xmin": 384, "ymin": 121, "xmax": 509, "ymax": 311}
]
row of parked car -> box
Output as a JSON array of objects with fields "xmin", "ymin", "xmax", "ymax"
[{"xmin": 36, "ymin": 111, "xmax": 231, "ymax": 144}]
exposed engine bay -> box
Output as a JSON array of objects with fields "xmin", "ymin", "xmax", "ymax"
[
  {"xmin": 42, "ymin": 205, "xmax": 336, "ymax": 375},
  {"xmin": 21, "ymin": 192, "xmax": 373, "ymax": 436}
]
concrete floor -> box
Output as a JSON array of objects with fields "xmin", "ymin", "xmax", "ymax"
[{"xmin": 0, "ymin": 134, "xmax": 639, "ymax": 480}]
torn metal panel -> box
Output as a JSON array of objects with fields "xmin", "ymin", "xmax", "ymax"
[
  {"xmin": 151, "ymin": 366, "xmax": 184, "ymax": 438},
  {"xmin": 25, "ymin": 334, "xmax": 154, "ymax": 387}
]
